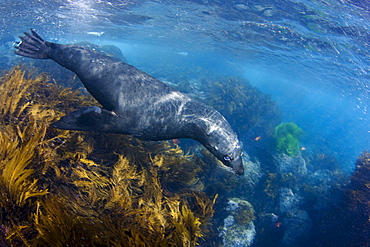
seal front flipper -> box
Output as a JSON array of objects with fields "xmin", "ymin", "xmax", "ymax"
[
  {"xmin": 14, "ymin": 29, "xmax": 50, "ymax": 59},
  {"xmin": 53, "ymin": 106, "xmax": 129, "ymax": 134}
]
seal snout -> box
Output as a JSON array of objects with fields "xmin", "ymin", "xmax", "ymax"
[
  {"xmin": 232, "ymin": 159, "xmax": 244, "ymax": 175},
  {"xmin": 230, "ymin": 157, "xmax": 244, "ymax": 175},
  {"xmin": 235, "ymin": 167, "xmax": 244, "ymax": 176}
]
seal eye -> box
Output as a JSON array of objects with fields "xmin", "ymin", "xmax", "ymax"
[{"xmin": 224, "ymin": 155, "xmax": 232, "ymax": 162}]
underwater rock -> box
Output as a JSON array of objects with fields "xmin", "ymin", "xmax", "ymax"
[
  {"xmin": 281, "ymin": 209, "xmax": 312, "ymax": 246},
  {"xmin": 279, "ymin": 188, "xmax": 302, "ymax": 213},
  {"xmin": 242, "ymin": 153, "xmax": 262, "ymax": 187},
  {"xmin": 276, "ymin": 154, "xmax": 307, "ymax": 177},
  {"xmin": 308, "ymin": 169, "xmax": 341, "ymax": 211},
  {"xmin": 309, "ymin": 169, "xmax": 335, "ymax": 187},
  {"xmin": 304, "ymin": 158, "xmax": 348, "ymax": 213},
  {"xmin": 219, "ymin": 198, "xmax": 256, "ymax": 247},
  {"xmin": 315, "ymin": 151, "xmax": 370, "ymax": 246},
  {"xmin": 259, "ymin": 212, "xmax": 280, "ymax": 225},
  {"xmin": 307, "ymin": 151, "xmax": 340, "ymax": 171},
  {"xmin": 219, "ymin": 220, "xmax": 256, "ymax": 247}
]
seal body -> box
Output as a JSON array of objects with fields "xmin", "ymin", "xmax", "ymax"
[{"xmin": 15, "ymin": 29, "xmax": 244, "ymax": 175}]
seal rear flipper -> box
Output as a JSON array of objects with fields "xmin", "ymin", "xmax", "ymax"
[
  {"xmin": 53, "ymin": 106, "xmax": 125, "ymax": 133},
  {"xmin": 14, "ymin": 29, "xmax": 50, "ymax": 59}
]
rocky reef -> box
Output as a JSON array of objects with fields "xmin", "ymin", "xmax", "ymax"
[
  {"xmin": 218, "ymin": 198, "xmax": 256, "ymax": 247},
  {"xmin": 313, "ymin": 151, "xmax": 370, "ymax": 246},
  {"xmin": 253, "ymin": 149, "xmax": 348, "ymax": 247}
]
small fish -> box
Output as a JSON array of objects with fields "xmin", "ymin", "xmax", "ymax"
[
  {"xmin": 275, "ymin": 222, "xmax": 282, "ymax": 228},
  {"xmin": 301, "ymin": 147, "xmax": 306, "ymax": 151},
  {"xmin": 254, "ymin": 136, "xmax": 261, "ymax": 141},
  {"xmin": 172, "ymin": 139, "xmax": 180, "ymax": 145}
]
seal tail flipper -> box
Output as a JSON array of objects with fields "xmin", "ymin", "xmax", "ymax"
[{"xmin": 14, "ymin": 29, "xmax": 50, "ymax": 59}]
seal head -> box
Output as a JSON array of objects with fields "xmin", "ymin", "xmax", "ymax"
[
  {"xmin": 192, "ymin": 113, "xmax": 244, "ymax": 175},
  {"xmin": 205, "ymin": 139, "xmax": 244, "ymax": 175}
]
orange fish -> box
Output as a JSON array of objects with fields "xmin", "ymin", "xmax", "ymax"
[
  {"xmin": 275, "ymin": 222, "xmax": 282, "ymax": 228},
  {"xmin": 301, "ymin": 147, "xmax": 306, "ymax": 151},
  {"xmin": 172, "ymin": 139, "xmax": 180, "ymax": 145},
  {"xmin": 254, "ymin": 136, "xmax": 261, "ymax": 141}
]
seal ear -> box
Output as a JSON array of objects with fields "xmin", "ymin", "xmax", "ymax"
[{"xmin": 53, "ymin": 106, "xmax": 119, "ymax": 132}]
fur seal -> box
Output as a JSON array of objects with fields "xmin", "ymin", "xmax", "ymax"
[{"xmin": 15, "ymin": 29, "xmax": 244, "ymax": 175}]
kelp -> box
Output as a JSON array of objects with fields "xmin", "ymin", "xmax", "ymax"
[
  {"xmin": 0, "ymin": 66, "xmax": 216, "ymax": 246},
  {"xmin": 33, "ymin": 155, "xmax": 213, "ymax": 246},
  {"xmin": 0, "ymin": 67, "xmax": 45, "ymax": 117},
  {"xmin": 0, "ymin": 120, "xmax": 48, "ymax": 207}
]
